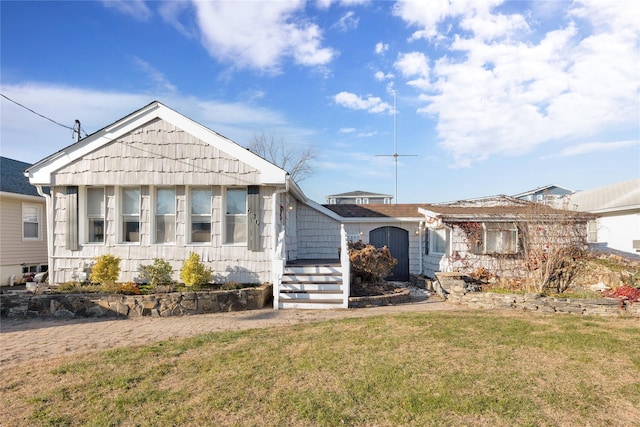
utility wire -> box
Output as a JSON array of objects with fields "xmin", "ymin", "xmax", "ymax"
[{"xmin": 1, "ymin": 93, "xmax": 75, "ymax": 131}]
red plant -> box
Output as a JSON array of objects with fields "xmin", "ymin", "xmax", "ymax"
[{"xmin": 603, "ymin": 285, "xmax": 640, "ymax": 304}]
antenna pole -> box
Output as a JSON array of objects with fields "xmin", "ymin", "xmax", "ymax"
[
  {"xmin": 393, "ymin": 91, "xmax": 397, "ymax": 204},
  {"xmin": 74, "ymin": 120, "xmax": 81, "ymax": 142}
]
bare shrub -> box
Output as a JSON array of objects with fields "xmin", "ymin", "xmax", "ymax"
[{"xmin": 348, "ymin": 241, "xmax": 398, "ymax": 283}]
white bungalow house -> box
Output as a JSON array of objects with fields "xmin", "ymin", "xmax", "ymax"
[
  {"xmin": 1, "ymin": 157, "xmax": 48, "ymax": 285},
  {"xmin": 325, "ymin": 195, "xmax": 593, "ymax": 280},
  {"xmin": 24, "ymin": 101, "xmax": 594, "ymax": 309},
  {"xmin": 25, "ymin": 101, "xmax": 350, "ymax": 309}
]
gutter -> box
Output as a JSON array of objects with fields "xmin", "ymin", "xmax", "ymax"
[{"xmin": 35, "ymin": 185, "xmax": 54, "ymax": 284}]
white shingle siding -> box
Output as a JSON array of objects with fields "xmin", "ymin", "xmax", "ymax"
[{"xmin": 296, "ymin": 203, "xmax": 341, "ymax": 259}]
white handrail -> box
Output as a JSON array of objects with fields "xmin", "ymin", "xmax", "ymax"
[{"xmin": 340, "ymin": 224, "xmax": 350, "ymax": 308}]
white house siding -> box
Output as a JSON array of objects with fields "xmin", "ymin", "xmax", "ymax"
[
  {"xmin": 49, "ymin": 185, "xmax": 275, "ymax": 284},
  {"xmin": 296, "ymin": 203, "xmax": 341, "ymax": 259},
  {"xmin": 343, "ymin": 221, "xmax": 423, "ymax": 275},
  {"xmin": 0, "ymin": 194, "xmax": 48, "ymax": 282},
  {"xmin": 52, "ymin": 118, "xmax": 262, "ymax": 187},
  {"xmin": 45, "ymin": 118, "xmax": 278, "ymax": 284},
  {"xmin": 284, "ymin": 194, "xmax": 298, "ymax": 260},
  {"xmin": 596, "ymin": 212, "xmax": 640, "ymax": 255}
]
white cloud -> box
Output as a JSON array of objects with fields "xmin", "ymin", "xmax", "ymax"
[
  {"xmin": 374, "ymin": 71, "xmax": 394, "ymax": 81},
  {"xmin": 340, "ymin": 127, "xmax": 356, "ymax": 133},
  {"xmin": 332, "ymin": 11, "xmax": 359, "ymax": 32},
  {"xmin": 396, "ymin": 1, "xmax": 640, "ymax": 167},
  {"xmin": 394, "ymin": 51, "xmax": 430, "ymax": 89},
  {"xmin": 192, "ymin": 1, "xmax": 335, "ymax": 73},
  {"xmin": 334, "ymin": 92, "xmax": 393, "ymax": 114},
  {"xmin": 101, "ymin": 0, "xmax": 152, "ymax": 21},
  {"xmin": 375, "ymin": 42, "xmax": 389, "ymax": 55},
  {"xmin": 559, "ymin": 140, "xmax": 639, "ymax": 158},
  {"xmin": 132, "ymin": 57, "xmax": 177, "ymax": 93}
]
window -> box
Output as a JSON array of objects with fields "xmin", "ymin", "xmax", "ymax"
[
  {"xmin": 121, "ymin": 188, "xmax": 140, "ymax": 242},
  {"xmin": 155, "ymin": 187, "xmax": 176, "ymax": 243},
  {"xmin": 430, "ymin": 228, "xmax": 449, "ymax": 255},
  {"xmin": 225, "ymin": 188, "xmax": 247, "ymax": 244},
  {"xmin": 362, "ymin": 197, "xmax": 369, "ymax": 204},
  {"xmin": 329, "ymin": 198, "xmax": 336, "ymax": 205},
  {"xmin": 22, "ymin": 204, "xmax": 41, "ymax": 240},
  {"xmin": 587, "ymin": 220, "xmax": 598, "ymax": 243},
  {"xmin": 483, "ymin": 222, "xmax": 518, "ymax": 254},
  {"xmin": 355, "ymin": 198, "xmax": 362, "ymax": 204},
  {"xmin": 190, "ymin": 188, "xmax": 211, "ymax": 243},
  {"xmin": 384, "ymin": 198, "xmax": 391, "ymax": 204},
  {"xmin": 87, "ymin": 187, "xmax": 105, "ymax": 243}
]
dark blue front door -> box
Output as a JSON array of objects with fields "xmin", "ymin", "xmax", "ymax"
[{"xmin": 369, "ymin": 226, "xmax": 409, "ymax": 281}]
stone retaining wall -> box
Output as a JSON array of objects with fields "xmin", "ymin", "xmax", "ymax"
[
  {"xmin": 348, "ymin": 288, "xmax": 411, "ymax": 308},
  {"xmin": 0, "ymin": 285, "xmax": 273, "ymax": 319},
  {"xmin": 435, "ymin": 273, "xmax": 639, "ymax": 317}
]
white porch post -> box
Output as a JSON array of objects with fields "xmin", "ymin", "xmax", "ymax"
[
  {"xmin": 272, "ymin": 189, "xmax": 286, "ymax": 310},
  {"xmin": 340, "ymin": 224, "xmax": 350, "ymax": 308}
]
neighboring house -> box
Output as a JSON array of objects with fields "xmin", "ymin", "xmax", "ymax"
[
  {"xmin": 0, "ymin": 157, "xmax": 48, "ymax": 285},
  {"xmin": 326, "ymin": 190, "xmax": 393, "ymax": 205},
  {"xmin": 25, "ymin": 101, "xmax": 350, "ymax": 309},
  {"xmin": 513, "ymin": 184, "xmax": 574, "ymax": 204},
  {"xmin": 325, "ymin": 195, "xmax": 592, "ymax": 280},
  {"xmin": 556, "ymin": 179, "xmax": 640, "ymax": 258}
]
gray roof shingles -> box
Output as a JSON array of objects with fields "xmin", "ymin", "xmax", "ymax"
[{"xmin": 0, "ymin": 157, "xmax": 40, "ymax": 197}]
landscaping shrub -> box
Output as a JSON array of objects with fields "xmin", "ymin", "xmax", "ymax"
[
  {"xmin": 101, "ymin": 282, "xmax": 141, "ymax": 295},
  {"xmin": 137, "ymin": 258, "xmax": 174, "ymax": 287},
  {"xmin": 604, "ymin": 285, "xmax": 640, "ymax": 304},
  {"xmin": 348, "ymin": 241, "xmax": 397, "ymax": 283},
  {"xmin": 89, "ymin": 254, "xmax": 121, "ymax": 285},
  {"xmin": 180, "ymin": 252, "xmax": 212, "ymax": 287}
]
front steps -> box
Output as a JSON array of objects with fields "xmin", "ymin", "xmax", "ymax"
[{"xmin": 277, "ymin": 261, "xmax": 347, "ymax": 309}]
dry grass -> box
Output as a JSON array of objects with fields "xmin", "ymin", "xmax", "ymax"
[{"xmin": 1, "ymin": 310, "xmax": 639, "ymax": 426}]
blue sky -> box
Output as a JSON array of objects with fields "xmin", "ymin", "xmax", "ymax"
[{"xmin": 1, "ymin": 0, "xmax": 638, "ymax": 204}]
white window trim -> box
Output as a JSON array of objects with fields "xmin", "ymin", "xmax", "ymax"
[
  {"xmin": 188, "ymin": 186, "xmax": 212, "ymax": 244},
  {"xmin": 223, "ymin": 186, "xmax": 248, "ymax": 246},
  {"xmin": 482, "ymin": 222, "xmax": 518, "ymax": 255},
  {"xmin": 82, "ymin": 186, "xmax": 105, "ymax": 245},
  {"xmin": 119, "ymin": 187, "xmax": 141, "ymax": 244},
  {"xmin": 429, "ymin": 228, "xmax": 449, "ymax": 255},
  {"xmin": 22, "ymin": 203, "xmax": 42, "ymax": 241},
  {"xmin": 153, "ymin": 186, "xmax": 177, "ymax": 245}
]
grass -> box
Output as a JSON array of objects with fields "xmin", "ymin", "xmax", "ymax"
[{"xmin": 1, "ymin": 311, "xmax": 639, "ymax": 426}]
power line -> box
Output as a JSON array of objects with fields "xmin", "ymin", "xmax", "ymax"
[{"xmin": 1, "ymin": 93, "xmax": 76, "ymax": 132}]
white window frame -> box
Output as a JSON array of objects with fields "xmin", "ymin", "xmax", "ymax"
[
  {"xmin": 224, "ymin": 187, "xmax": 248, "ymax": 245},
  {"xmin": 482, "ymin": 222, "xmax": 518, "ymax": 254},
  {"xmin": 190, "ymin": 187, "xmax": 212, "ymax": 244},
  {"xmin": 362, "ymin": 197, "xmax": 369, "ymax": 204},
  {"xmin": 329, "ymin": 198, "xmax": 336, "ymax": 205},
  {"xmin": 429, "ymin": 228, "xmax": 449, "ymax": 255},
  {"xmin": 355, "ymin": 197, "xmax": 362, "ymax": 204},
  {"xmin": 384, "ymin": 198, "xmax": 391, "ymax": 204},
  {"xmin": 587, "ymin": 220, "xmax": 598, "ymax": 243},
  {"xmin": 154, "ymin": 187, "xmax": 176, "ymax": 244},
  {"xmin": 85, "ymin": 187, "xmax": 105, "ymax": 244},
  {"xmin": 22, "ymin": 203, "xmax": 41, "ymax": 240},
  {"xmin": 120, "ymin": 187, "xmax": 140, "ymax": 243}
]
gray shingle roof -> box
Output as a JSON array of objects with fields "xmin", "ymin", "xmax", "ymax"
[
  {"xmin": 0, "ymin": 157, "xmax": 40, "ymax": 197},
  {"xmin": 560, "ymin": 179, "xmax": 640, "ymax": 213}
]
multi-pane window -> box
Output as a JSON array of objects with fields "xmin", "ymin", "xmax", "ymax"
[
  {"xmin": 121, "ymin": 188, "xmax": 140, "ymax": 242},
  {"xmin": 155, "ymin": 188, "xmax": 176, "ymax": 243},
  {"xmin": 483, "ymin": 222, "xmax": 518, "ymax": 254},
  {"xmin": 430, "ymin": 228, "xmax": 448, "ymax": 255},
  {"xmin": 225, "ymin": 188, "xmax": 247, "ymax": 244},
  {"xmin": 87, "ymin": 187, "xmax": 105, "ymax": 243},
  {"xmin": 190, "ymin": 188, "xmax": 211, "ymax": 243},
  {"xmin": 22, "ymin": 204, "xmax": 40, "ymax": 239}
]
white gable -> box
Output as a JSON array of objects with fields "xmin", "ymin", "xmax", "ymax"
[{"xmin": 26, "ymin": 102, "xmax": 288, "ymax": 186}]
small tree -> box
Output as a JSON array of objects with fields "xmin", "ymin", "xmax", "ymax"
[
  {"xmin": 247, "ymin": 132, "xmax": 317, "ymax": 182},
  {"xmin": 519, "ymin": 202, "xmax": 590, "ymax": 293},
  {"xmin": 180, "ymin": 252, "xmax": 212, "ymax": 287},
  {"xmin": 89, "ymin": 254, "xmax": 121, "ymax": 285},
  {"xmin": 348, "ymin": 241, "xmax": 397, "ymax": 283},
  {"xmin": 137, "ymin": 258, "xmax": 174, "ymax": 287}
]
